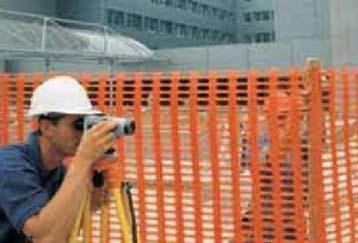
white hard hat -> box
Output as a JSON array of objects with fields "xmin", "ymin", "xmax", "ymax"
[{"xmin": 28, "ymin": 75, "xmax": 101, "ymax": 116}]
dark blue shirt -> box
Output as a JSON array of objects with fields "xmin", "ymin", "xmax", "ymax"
[{"xmin": 0, "ymin": 132, "xmax": 65, "ymax": 243}]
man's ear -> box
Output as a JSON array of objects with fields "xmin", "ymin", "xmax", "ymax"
[{"xmin": 38, "ymin": 119, "xmax": 55, "ymax": 137}]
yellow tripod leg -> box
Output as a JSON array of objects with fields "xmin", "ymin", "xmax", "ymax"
[
  {"xmin": 112, "ymin": 188, "xmax": 132, "ymax": 243},
  {"xmin": 120, "ymin": 183, "xmax": 141, "ymax": 243},
  {"xmin": 69, "ymin": 190, "xmax": 89, "ymax": 243},
  {"xmin": 100, "ymin": 189, "xmax": 110, "ymax": 243},
  {"xmin": 83, "ymin": 192, "xmax": 92, "ymax": 243}
]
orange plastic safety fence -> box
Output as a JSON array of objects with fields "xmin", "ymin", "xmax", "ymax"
[
  {"xmin": 151, "ymin": 72, "xmax": 166, "ymax": 243},
  {"xmin": 227, "ymin": 71, "xmax": 242, "ymax": 242},
  {"xmin": 169, "ymin": 72, "xmax": 184, "ymax": 242},
  {"xmin": 0, "ymin": 74, "xmax": 9, "ymax": 145},
  {"xmin": 342, "ymin": 69, "xmax": 356, "ymax": 242},
  {"xmin": 308, "ymin": 67, "xmax": 326, "ymax": 242},
  {"xmin": 288, "ymin": 69, "xmax": 305, "ymax": 243},
  {"xmin": 188, "ymin": 71, "xmax": 204, "ymax": 242},
  {"xmin": 115, "ymin": 73, "xmax": 126, "ymax": 182},
  {"xmin": 326, "ymin": 69, "xmax": 342, "ymax": 243},
  {"xmin": 133, "ymin": 72, "xmax": 147, "ymax": 242},
  {"xmin": 1, "ymin": 69, "xmax": 358, "ymax": 242},
  {"xmin": 247, "ymin": 71, "xmax": 264, "ymax": 242},
  {"xmin": 15, "ymin": 74, "xmax": 25, "ymax": 142},
  {"xmin": 267, "ymin": 69, "xmax": 284, "ymax": 242}
]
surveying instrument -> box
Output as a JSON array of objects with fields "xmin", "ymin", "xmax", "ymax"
[{"xmin": 69, "ymin": 115, "xmax": 139, "ymax": 243}]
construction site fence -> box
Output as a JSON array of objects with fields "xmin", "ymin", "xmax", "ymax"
[{"xmin": 0, "ymin": 68, "xmax": 358, "ymax": 243}]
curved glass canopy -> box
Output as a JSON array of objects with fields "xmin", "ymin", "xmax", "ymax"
[{"xmin": 0, "ymin": 9, "xmax": 154, "ymax": 62}]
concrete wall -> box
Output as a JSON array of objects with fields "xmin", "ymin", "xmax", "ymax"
[
  {"xmin": 274, "ymin": 0, "xmax": 358, "ymax": 66},
  {"xmin": 274, "ymin": 0, "xmax": 326, "ymax": 41},
  {"xmin": 9, "ymin": 38, "xmax": 329, "ymax": 73},
  {"xmin": 328, "ymin": 0, "xmax": 358, "ymax": 66},
  {"xmin": 102, "ymin": 39, "xmax": 329, "ymax": 72},
  {"xmin": 7, "ymin": 60, "xmax": 112, "ymax": 73},
  {"xmin": 0, "ymin": 60, "xmax": 7, "ymax": 72}
]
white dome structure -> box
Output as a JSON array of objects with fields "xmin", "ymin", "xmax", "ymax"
[{"xmin": 0, "ymin": 8, "xmax": 155, "ymax": 62}]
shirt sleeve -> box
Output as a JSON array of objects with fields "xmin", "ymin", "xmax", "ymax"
[{"xmin": 0, "ymin": 148, "xmax": 49, "ymax": 233}]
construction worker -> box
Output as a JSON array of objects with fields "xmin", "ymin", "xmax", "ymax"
[
  {"xmin": 0, "ymin": 76, "xmax": 117, "ymax": 242},
  {"xmin": 241, "ymin": 90, "xmax": 309, "ymax": 242}
]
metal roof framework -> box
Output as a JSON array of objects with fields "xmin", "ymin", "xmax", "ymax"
[{"xmin": 0, "ymin": 8, "xmax": 158, "ymax": 64}]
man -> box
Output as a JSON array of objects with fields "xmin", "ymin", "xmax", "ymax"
[
  {"xmin": 0, "ymin": 76, "xmax": 117, "ymax": 242},
  {"xmin": 241, "ymin": 90, "xmax": 309, "ymax": 242}
]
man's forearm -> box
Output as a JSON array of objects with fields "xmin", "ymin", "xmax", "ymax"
[{"xmin": 24, "ymin": 159, "xmax": 92, "ymax": 241}]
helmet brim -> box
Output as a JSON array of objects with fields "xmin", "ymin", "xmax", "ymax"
[{"xmin": 27, "ymin": 108, "xmax": 103, "ymax": 117}]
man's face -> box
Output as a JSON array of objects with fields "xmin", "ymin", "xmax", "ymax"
[{"xmin": 42, "ymin": 115, "xmax": 84, "ymax": 157}]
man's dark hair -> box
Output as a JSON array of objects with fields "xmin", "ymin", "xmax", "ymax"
[
  {"xmin": 38, "ymin": 113, "xmax": 65, "ymax": 125},
  {"xmin": 37, "ymin": 113, "xmax": 65, "ymax": 135}
]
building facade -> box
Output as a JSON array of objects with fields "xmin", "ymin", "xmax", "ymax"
[
  {"xmin": 0, "ymin": 0, "xmax": 278, "ymax": 49},
  {"xmin": 236, "ymin": 0, "xmax": 275, "ymax": 43},
  {"xmin": 0, "ymin": 0, "xmax": 357, "ymax": 72},
  {"xmin": 57, "ymin": 0, "xmax": 241, "ymax": 49},
  {"xmin": 0, "ymin": 0, "xmax": 57, "ymax": 16}
]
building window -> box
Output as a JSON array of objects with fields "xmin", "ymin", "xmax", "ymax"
[
  {"xmin": 164, "ymin": 0, "xmax": 173, "ymax": 7},
  {"xmin": 244, "ymin": 34, "xmax": 252, "ymax": 43},
  {"xmin": 253, "ymin": 11, "xmax": 272, "ymax": 21},
  {"xmin": 150, "ymin": 18, "xmax": 158, "ymax": 32},
  {"xmin": 203, "ymin": 4, "xmax": 209, "ymax": 16},
  {"xmin": 159, "ymin": 20, "xmax": 173, "ymax": 34},
  {"xmin": 144, "ymin": 17, "xmax": 159, "ymax": 32},
  {"xmin": 262, "ymin": 11, "xmax": 270, "ymax": 20},
  {"xmin": 244, "ymin": 12, "xmax": 251, "ymax": 22},
  {"xmin": 197, "ymin": 4, "xmax": 203, "ymax": 15},
  {"xmin": 124, "ymin": 13, "xmax": 142, "ymax": 30},
  {"xmin": 116, "ymin": 12, "xmax": 125, "ymax": 26},
  {"xmin": 106, "ymin": 9, "xmax": 125, "ymax": 27},
  {"xmin": 126, "ymin": 14, "xmax": 133, "ymax": 28},
  {"xmin": 133, "ymin": 14, "xmax": 143, "ymax": 30},
  {"xmin": 150, "ymin": 0, "xmax": 236, "ymax": 23},
  {"xmin": 191, "ymin": 26, "xmax": 199, "ymax": 39},
  {"xmin": 191, "ymin": 2, "xmax": 198, "ymax": 13},
  {"xmin": 177, "ymin": 0, "xmax": 187, "ymax": 9},
  {"xmin": 212, "ymin": 30, "xmax": 219, "ymax": 41},
  {"xmin": 212, "ymin": 8, "xmax": 218, "ymax": 18},
  {"xmin": 255, "ymin": 32, "xmax": 272, "ymax": 43},
  {"xmin": 207, "ymin": 7, "xmax": 213, "ymax": 18},
  {"xmin": 107, "ymin": 10, "xmax": 113, "ymax": 24},
  {"xmin": 219, "ymin": 10, "xmax": 226, "ymax": 20},
  {"xmin": 229, "ymin": 12, "xmax": 235, "ymax": 22},
  {"xmin": 253, "ymin": 12, "xmax": 261, "ymax": 21},
  {"xmin": 174, "ymin": 23, "xmax": 187, "ymax": 37},
  {"xmin": 203, "ymin": 29, "xmax": 209, "ymax": 40}
]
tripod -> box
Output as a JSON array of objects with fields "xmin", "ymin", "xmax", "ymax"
[{"xmin": 69, "ymin": 161, "xmax": 139, "ymax": 243}]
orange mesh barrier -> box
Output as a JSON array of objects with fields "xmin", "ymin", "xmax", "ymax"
[
  {"xmin": 188, "ymin": 71, "xmax": 204, "ymax": 242},
  {"xmin": 0, "ymin": 73, "xmax": 9, "ymax": 145},
  {"xmin": 1, "ymin": 69, "xmax": 358, "ymax": 242}
]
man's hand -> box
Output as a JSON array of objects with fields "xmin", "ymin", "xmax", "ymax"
[{"xmin": 74, "ymin": 120, "xmax": 117, "ymax": 167}]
